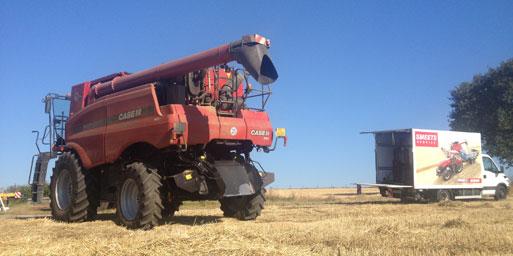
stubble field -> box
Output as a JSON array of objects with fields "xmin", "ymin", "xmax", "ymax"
[{"xmin": 1, "ymin": 187, "xmax": 513, "ymax": 256}]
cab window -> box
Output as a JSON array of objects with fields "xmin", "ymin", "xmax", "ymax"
[{"xmin": 483, "ymin": 157, "xmax": 499, "ymax": 173}]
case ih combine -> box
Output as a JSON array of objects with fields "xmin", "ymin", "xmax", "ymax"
[{"xmin": 28, "ymin": 34, "xmax": 286, "ymax": 229}]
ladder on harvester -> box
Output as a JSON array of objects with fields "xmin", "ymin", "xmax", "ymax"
[
  {"xmin": 28, "ymin": 93, "xmax": 70, "ymax": 203},
  {"xmin": 28, "ymin": 151, "xmax": 53, "ymax": 203}
]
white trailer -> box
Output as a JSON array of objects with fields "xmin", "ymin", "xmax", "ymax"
[{"xmin": 363, "ymin": 129, "xmax": 510, "ymax": 202}]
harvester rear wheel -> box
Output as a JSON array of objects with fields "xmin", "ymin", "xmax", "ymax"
[
  {"xmin": 50, "ymin": 152, "xmax": 98, "ymax": 222},
  {"xmin": 116, "ymin": 162, "xmax": 163, "ymax": 229},
  {"xmin": 219, "ymin": 189, "xmax": 266, "ymax": 220}
]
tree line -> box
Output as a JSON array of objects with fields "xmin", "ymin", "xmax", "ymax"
[{"xmin": 450, "ymin": 58, "xmax": 513, "ymax": 166}]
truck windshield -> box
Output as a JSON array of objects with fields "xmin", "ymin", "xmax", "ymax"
[{"xmin": 483, "ymin": 157, "xmax": 499, "ymax": 173}]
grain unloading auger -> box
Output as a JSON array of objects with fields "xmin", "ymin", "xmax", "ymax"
[{"xmin": 29, "ymin": 34, "xmax": 286, "ymax": 229}]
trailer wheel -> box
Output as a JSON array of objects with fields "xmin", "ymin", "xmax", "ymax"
[
  {"xmin": 219, "ymin": 189, "xmax": 266, "ymax": 220},
  {"xmin": 50, "ymin": 152, "xmax": 98, "ymax": 222},
  {"xmin": 116, "ymin": 162, "xmax": 163, "ymax": 229},
  {"xmin": 495, "ymin": 185, "xmax": 507, "ymax": 200},
  {"xmin": 436, "ymin": 189, "xmax": 451, "ymax": 202}
]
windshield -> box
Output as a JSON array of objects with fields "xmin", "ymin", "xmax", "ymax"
[
  {"xmin": 483, "ymin": 157, "xmax": 499, "ymax": 173},
  {"xmin": 52, "ymin": 98, "xmax": 70, "ymax": 140}
]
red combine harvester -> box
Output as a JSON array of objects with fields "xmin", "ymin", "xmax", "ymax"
[{"xmin": 29, "ymin": 34, "xmax": 286, "ymax": 229}]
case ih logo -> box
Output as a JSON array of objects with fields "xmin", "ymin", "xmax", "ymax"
[
  {"xmin": 118, "ymin": 108, "xmax": 143, "ymax": 121},
  {"xmin": 415, "ymin": 131, "xmax": 438, "ymax": 147},
  {"xmin": 250, "ymin": 130, "xmax": 270, "ymax": 136}
]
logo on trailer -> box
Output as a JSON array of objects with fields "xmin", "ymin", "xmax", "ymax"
[
  {"xmin": 415, "ymin": 131, "xmax": 438, "ymax": 147},
  {"xmin": 230, "ymin": 127, "xmax": 238, "ymax": 136}
]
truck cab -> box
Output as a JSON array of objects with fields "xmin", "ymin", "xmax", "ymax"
[{"xmin": 481, "ymin": 154, "xmax": 510, "ymax": 199}]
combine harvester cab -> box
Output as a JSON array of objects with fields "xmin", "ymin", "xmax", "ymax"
[
  {"xmin": 362, "ymin": 129, "xmax": 509, "ymax": 202},
  {"xmin": 29, "ymin": 34, "xmax": 286, "ymax": 229}
]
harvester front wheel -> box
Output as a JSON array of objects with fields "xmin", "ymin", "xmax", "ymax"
[
  {"xmin": 116, "ymin": 162, "xmax": 163, "ymax": 229},
  {"xmin": 50, "ymin": 152, "xmax": 98, "ymax": 222},
  {"xmin": 219, "ymin": 189, "xmax": 265, "ymax": 220}
]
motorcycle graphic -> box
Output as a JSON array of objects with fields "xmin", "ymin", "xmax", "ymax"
[{"xmin": 436, "ymin": 141, "xmax": 479, "ymax": 181}]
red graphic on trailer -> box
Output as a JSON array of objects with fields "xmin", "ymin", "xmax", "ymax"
[
  {"xmin": 457, "ymin": 178, "xmax": 482, "ymax": 183},
  {"xmin": 415, "ymin": 131, "xmax": 438, "ymax": 147}
]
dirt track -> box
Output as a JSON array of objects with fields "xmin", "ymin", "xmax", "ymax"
[{"xmin": 1, "ymin": 187, "xmax": 513, "ymax": 255}]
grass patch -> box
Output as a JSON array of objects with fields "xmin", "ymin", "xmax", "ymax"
[
  {"xmin": 2, "ymin": 187, "xmax": 513, "ymax": 255},
  {"xmin": 438, "ymin": 200, "xmax": 464, "ymax": 207},
  {"xmin": 442, "ymin": 217, "xmax": 470, "ymax": 229}
]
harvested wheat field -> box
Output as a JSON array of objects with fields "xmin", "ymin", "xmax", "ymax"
[{"xmin": 1, "ymin": 187, "xmax": 513, "ymax": 256}]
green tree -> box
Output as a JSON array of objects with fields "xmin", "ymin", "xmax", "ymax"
[
  {"xmin": 449, "ymin": 59, "xmax": 513, "ymax": 166},
  {"xmin": 4, "ymin": 183, "xmax": 50, "ymax": 198},
  {"xmin": 5, "ymin": 184, "xmax": 31, "ymax": 198}
]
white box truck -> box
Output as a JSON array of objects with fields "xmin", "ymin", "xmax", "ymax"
[{"xmin": 362, "ymin": 129, "xmax": 510, "ymax": 202}]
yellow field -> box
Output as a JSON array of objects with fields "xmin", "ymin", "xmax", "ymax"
[{"xmin": 1, "ymin": 187, "xmax": 513, "ymax": 255}]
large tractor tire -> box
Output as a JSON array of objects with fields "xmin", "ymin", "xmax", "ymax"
[
  {"xmin": 219, "ymin": 189, "xmax": 265, "ymax": 220},
  {"xmin": 50, "ymin": 152, "xmax": 98, "ymax": 222},
  {"xmin": 116, "ymin": 162, "xmax": 163, "ymax": 229}
]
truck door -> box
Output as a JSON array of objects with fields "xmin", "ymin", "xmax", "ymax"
[{"xmin": 482, "ymin": 156, "xmax": 500, "ymax": 195}]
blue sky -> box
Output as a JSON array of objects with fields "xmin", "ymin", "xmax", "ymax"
[{"xmin": 1, "ymin": 1, "xmax": 513, "ymax": 188}]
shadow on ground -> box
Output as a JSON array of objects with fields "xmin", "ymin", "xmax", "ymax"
[
  {"xmin": 328, "ymin": 200, "xmax": 403, "ymax": 206},
  {"xmin": 94, "ymin": 213, "xmax": 223, "ymax": 226},
  {"xmin": 326, "ymin": 192, "xmax": 380, "ymax": 196}
]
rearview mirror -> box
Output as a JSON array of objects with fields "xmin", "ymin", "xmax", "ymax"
[{"xmin": 500, "ymin": 166, "xmax": 505, "ymax": 173}]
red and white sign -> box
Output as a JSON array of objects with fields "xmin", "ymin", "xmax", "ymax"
[
  {"xmin": 457, "ymin": 178, "xmax": 482, "ymax": 183},
  {"xmin": 415, "ymin": 131, "xmax": 438, "ymax": 147}
]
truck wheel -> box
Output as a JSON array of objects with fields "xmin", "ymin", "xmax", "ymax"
[
  {"xmin": 436, "ymin": 189, "xmax": 451, "ymax": 202},
  {"xmin": 116, "ymin": 162, "xmax": 163, "ymax": 229},
  {"xmin": 379, "ymin": 187, "xmax": 387, "ymax": 197},
  {"xmin": 495, "ymin": 185, "xmax": 507, "ymax": 200},
  {"xmin": 219, "ymin": 189, "xmax": 265, "ymax": 220},
  {"xmin": 50, "ymin": 152, "xmax": 98, "ymax": 222}
]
